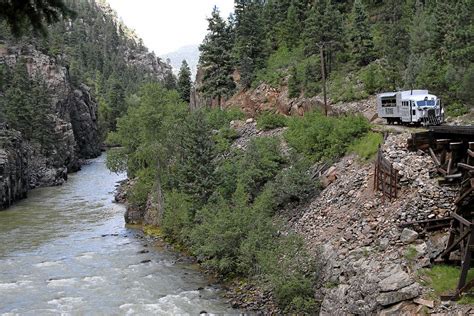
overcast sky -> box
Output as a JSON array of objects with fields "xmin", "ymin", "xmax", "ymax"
[{"xmin": 106, "ymin": 0, "xmax": 235, "ymax": 55}]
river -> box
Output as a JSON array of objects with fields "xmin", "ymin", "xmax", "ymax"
[{"xmin": 0, "ymin": 155, "xmax": 237, "ymax": 315}]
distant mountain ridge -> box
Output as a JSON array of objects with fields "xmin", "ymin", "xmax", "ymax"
[{"xmin": 161, "ymin": 44, "xmax": 199, "ymax": 80}]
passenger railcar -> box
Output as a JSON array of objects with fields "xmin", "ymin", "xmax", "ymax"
[{"xmin": 377, "ymin": 90, "xmax": 443, "ymax": 125}]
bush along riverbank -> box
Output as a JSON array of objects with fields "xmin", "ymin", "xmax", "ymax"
[{"xmin": 107, "ymin": 83, "xmax": 372, "ymax": 314}]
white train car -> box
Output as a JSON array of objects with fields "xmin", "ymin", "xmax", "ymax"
[{"xmin": 377, "ymin": 90, "xmax": 444, "ymax": 125}]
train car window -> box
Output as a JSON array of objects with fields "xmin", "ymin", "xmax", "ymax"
[{"xmin": 381, "ymin": 97, "xmax": 396, "ymax": 107}]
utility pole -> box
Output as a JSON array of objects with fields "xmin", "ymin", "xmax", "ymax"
[{"xmin": 319, "ymin": 43, "xmax": 328, "ymax": 116}]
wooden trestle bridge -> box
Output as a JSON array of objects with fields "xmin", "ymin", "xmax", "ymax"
[{"xmin": 406, "ymin": 125, "xmax": 474, "ymax": 300}]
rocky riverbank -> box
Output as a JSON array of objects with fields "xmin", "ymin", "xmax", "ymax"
[{"xmin": 114, "ymin": 178, "xmax": 280, "ymax": 313}]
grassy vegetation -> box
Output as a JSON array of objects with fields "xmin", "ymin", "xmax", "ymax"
[
  {"xmin": 256, "ymin": 111, "xmax": 288, "ymax": 130},
  {"xmin": 284, "ymin": 110, "xmax": 371, "ymax": 162},
  {"xmin": 420, "ymin": 264, "xmax": 474, "ymax": 304},
  {"xmin": 347, "ymin": 131, "xmax": 383, "ymax": 161},
  {"xmin": 445, "ymin": 102, "xmax": 469, "ymax": 118}
]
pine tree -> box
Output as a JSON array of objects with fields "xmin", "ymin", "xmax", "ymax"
[
  {"xmin": 303, "ymin": 0, "xmax": 343, "ymax": 57},
  {"xmin": 233, "ymin": 0, "xmax": 266, "ymax": 88},
  {"xmin": 199, "ymin": 6, "xmax": 235, "ymax": 106},
  {"xmin": 174, "ymin": 110, "xmax": 216, "ymax": 208},
  {"xmin": 288, "ymin": 65, "xmax": 301, "ymax": 98},
  {"xmin": 280, "ymin": 1, "xmax": 300, "ymax": 49},
  {"xmin": 163, "ymin": 71, "xmax": 178, "ymax": 91},
  {"xmin": 379, "ymin": 0, "xmax": 409, "ymax": 88},
  {"xmin": 177, "ymin": 60, "xmax": 192, "ymax": 103},
  {"xmin": 349, "ymin": 0, "xmax": 374, "ymax": 66},
  {"xmin": 2, "ymin": 60, "xmax": 35, "ymax": 138},
  {"xmin": 0, "ymin": 0, "xmax": 75, "ymax": 36}
]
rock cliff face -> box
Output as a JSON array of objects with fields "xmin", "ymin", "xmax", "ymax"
[
  {"xmin": 0, "ymin": 44, "xmax": 102, "ymax": 208},
  {"xmin": 0, "ymin": 126, "xmax": 28, "ymax": 209}
]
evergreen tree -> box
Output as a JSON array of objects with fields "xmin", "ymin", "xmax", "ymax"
[
  {"xmin": 280, "ymin": 1, "xmax": 300, "ymax": 49},
  {"xmin": 0, "ymin": 0, "xmax": 75, "ymax": 36},
  {"xmin": 233, "ymin": 0, "xmax": 266, "ymax": 88},
  {"xmin": 1, "ymin": 60, "xmax": 57, "ymax": 147},
  {"xmin": 303, "ymin": 0, "xmax": 343, "ymax": 77},
  {"xmin": 177, "ymin": 60, "xmax": 192, "ymax": 103},
  {"xmin": 288, "ymin": 65, "xmax": 301, "ymax": 98},
  {"xmin": 348, "ymin": 0, "xmax": 374, "ymax": 66},
  {"xmin": 163, "ymin": 71, "xmax": 178, "ymax": 91},
  {"xmin": 303, "ymin": 0, "xmax": 343, "ymax": 57},
  {"xmin": 2, "ymin": 60, "xmax": 35, "ymax": 137},
  {"xmin": 199, "ymin": 7, "xmax": 235, "ymax": 106},
  {"xmin": 379, "ymin": 0, "xmax": 410, "ymax": 88},
  {"xmin": 174, "ymin": 110, "xmax": 216, "ymax": 209}
]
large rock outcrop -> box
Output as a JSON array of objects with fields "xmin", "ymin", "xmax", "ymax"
[
  {"xmin": 60, "ymin": 84, "xmax": 101, "ymax": 159},
  {"xmin": 0, "ymin": 126, "xmax": 28, "ymax": 209},
  {"xmin": 0, "ymin": 44, "xmax": 101, "ymax": 207}
]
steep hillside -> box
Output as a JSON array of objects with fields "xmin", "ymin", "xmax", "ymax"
[
  {"xmin": 0, "ymin": 0, "xmax": 173, "ymax": 209},
  {"xmin": 194, "ymin": 0, "xmax": 473, "ymax": 118}
]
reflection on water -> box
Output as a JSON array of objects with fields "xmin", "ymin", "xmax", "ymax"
[{"xmin": 0, "ymin": 155, "xmax": 236, "ymax": 315}]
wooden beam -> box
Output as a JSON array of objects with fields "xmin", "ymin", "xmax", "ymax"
[
  {"xmin": 429, "ymin": 147, "xmax": 441, "ymax": 166},
  {"xmin": 468, "ymin": 149, "xmax": 474, "ymax": 158},
  {"xmin": 447, "ymin": 158, "xmax": 453, "ymax": 175},
  {"xmin": 455, "ymin": 187, "xmax": 474, "ymax": 205},
  {"xmin": 458, "ymin": 163, "xmax": 474, "ymax": 171},
  {"xmin": 445, "ymin": 173, "xmax": 463, "ymax": 179},
  {"xmin": 441, "ymin": 229, "xmax": 471, "ymax": 259},
  {"xmin": 453, "ymin": 213, "xmax": 472, "ymax": 227},
  {"xmin": 457, "ymin": 232, "xmax": 474, "ymax": 292}
]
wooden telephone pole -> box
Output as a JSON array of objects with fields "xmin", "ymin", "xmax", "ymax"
[{"xmin": 319, "ymin": 43, "xmax": 328, "ymax": 116}]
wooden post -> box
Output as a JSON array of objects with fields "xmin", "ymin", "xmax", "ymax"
[
  {"xmin": 320, "ymin": 44, "xmax": 327, "ymax": 116},
  {"xmin": 457, "ymin": 228, "xmax": 474, "ymax": 293}
]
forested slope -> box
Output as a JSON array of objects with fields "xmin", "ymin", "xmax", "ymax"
[{"xmin": 196, "ymin": 0, "xmax": 473, "ymax": 115}]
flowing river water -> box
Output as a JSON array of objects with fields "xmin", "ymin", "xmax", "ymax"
[{"xmin": 0, "ymin": 155, "xmax": 237, "ymax": 315}]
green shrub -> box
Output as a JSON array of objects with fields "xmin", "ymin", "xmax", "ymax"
[
  {"xmin": 161, "ymin": 190, "xmax": 193, "ymax": 244},
  {"xmin": 273, "ymin": 276, "xmax": 318, "ymax": 314},
  {"xmin": 213, "ymin": 127, "xmax": 239, "ymax": 153},
  {"xmin": 190, "ymin": 187, "xmax": 253, "ymax": 276},
  {"xmin": 270, "ymin": 155, "xmax": 317, "ymax": 208},
  {"xmin": 256, "ymin": 111, "xmax": 288, "ymax": 130},
  {"xmin": 284, "ymin": 111, "xmax": 371, "ymax": 162},
  {"xmin": 238, "ymin": 137, "xmax": 286, "ymax": 199},
  {"xmin": 260, "ymin": 234, "xmax": 319, "ymax": 314},
  {"xmin": 204, "ymin": 107, "xmax": 245, "ymax": 130},
  {"xmin": 347, "ymin": 131, "xmax": 383, "ymax": 161},
  {"xmin": 445, "ymin": 102, "xmax": 469, "ymax": 117},
  {"xmin": 128, "ymin": 168, "xmax": 154, "ymax": 208}
]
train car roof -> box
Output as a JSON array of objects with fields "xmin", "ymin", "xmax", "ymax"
[
  {"xmin": 377, "ymin": 92, "xmax": 397, "ymax": 98},
  {"xmin": 399, "ymin": 90, "xmax": 429, "ymax": 98}
]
